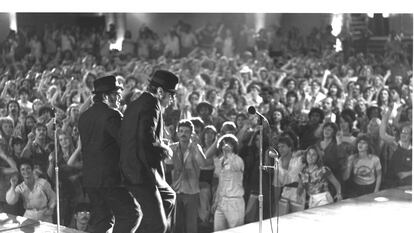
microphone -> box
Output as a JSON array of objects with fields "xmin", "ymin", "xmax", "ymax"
[
  {"xmin": 268, "ymin": 147, "xmax": 279, "ymax": 159},
  {"xmin": 262, "ymin": 147, "xmax": 280, "ymax": 171},
  {"xmin": 248, "ymin": 106, "xmax": 257, "ymax": 115},
  {"xmin": 247, "ymin": 106, "xmax": 268, "ymax": 124}
]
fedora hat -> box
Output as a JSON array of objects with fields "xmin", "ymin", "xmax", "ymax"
[
  {"xmin": 150, "ymin": 70, "xmax": 179, "ymax": 93},
  {"xmin": 92, "ymin": 75, "xmax": 123, "ymax": 94}
]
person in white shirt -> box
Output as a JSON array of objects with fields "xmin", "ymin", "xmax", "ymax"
[
  {"xmin": 213, "ymin": 134, "xmax": 244, "ymax": 231},
  {"xmin": 17, "ymin": 88, "xmax": 32, "ymax": 114}
]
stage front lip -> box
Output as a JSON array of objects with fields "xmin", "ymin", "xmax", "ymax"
[
  {"xmin": 215, "ymin": 186, "xmax": 412, "ymax": 233},
  {"xmin": 0, "ymin": 213, "xmax": 85, "ymax": 233}
]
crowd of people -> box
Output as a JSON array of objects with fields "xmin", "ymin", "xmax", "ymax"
[{"xmin": 0, "ymin": 17, "xmax": 412, "ymax": 233}]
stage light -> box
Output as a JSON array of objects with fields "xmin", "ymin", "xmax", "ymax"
[
  {"xmin": 331, "ymin": 14, "xmax": 343, "ymax": 52},
  {"xmin": 9, "ymin": 12, "xmax": 17, "ymax": 31},
  {"xmin": 331, "ymin": 14, "xmax": 343, "ymax": 36},
  {"xmin": 374, "ymin": 197, "xmax": 389, "ymax": 202},
  {"xmin": 367, "ymin": 13, "xmax": 374, "ymax": 18},
  {"xmin": 255, "ymin": 13, "xmax": 265, "ymax": 31},
  {"xmin": 335, "ymin": 39, "xmax": 342, "ymax": 52},
  {"xmin": 109, "ymin": 37, "xmax": 124, "ymax": 51},
  {"xmin": 382, "ymin": 13, "xmax": 390, "ymax": 18}
]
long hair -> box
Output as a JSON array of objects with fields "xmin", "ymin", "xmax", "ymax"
[
  {"xmin": 328, "ymin": 82, "xmax": 343, "ymax": 99},
  {"xmin": 56, "ymin": 129, "xmax": 75, "ymax": 160},
  {"xmin": 6, "ymin": 100, "xmax": 20, "ymax": 116},
  {"xmin": 377, "ymin": 88, "xmax": 391, "ymax": 107},
  {"xmin": 303, "ymin": 145, "xmax": 324, "ymax": 168},
  {"xmin": 0, "ymin": 117, "xmax": 14, "ymax": 139},
  {"xmin": 200, "ymin": 125, "xmax": 217, "ymax": 149},
  {"xmin": 221, "ymin": 91, "xmax": 238, "ymax": 108},
  {"xmin": 355, "ymin": 134, "xmax": 374, "ymax": 155},
  {"xmin": 322, "ymin": 122, "xmax": 338, "ymax": 141}
]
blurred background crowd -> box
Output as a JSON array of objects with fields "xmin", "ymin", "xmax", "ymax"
[{"xmin": 0, "ymin": 12, "xmax": 412, "ymax": 232}]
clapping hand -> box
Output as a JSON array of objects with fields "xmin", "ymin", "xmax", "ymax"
[
  {"xmin": 27, "ymin": 132, "xmax": 36, "ymax": 142},
  {"xmin": 10, "ymin": 175, "xmax": 19, "ymax": 187},
  {"xmin": 153, "ymin": 141, "xmax": 173, "ymax": 160}
]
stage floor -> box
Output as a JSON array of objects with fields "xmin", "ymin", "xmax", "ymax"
[
  {"xmin": 217, "ymin": 186, "xmax": 412, "ymax": 233},
  {"xmin": 1, "ymin": 186, "xmax": 411, "ymax": 233},
  {"xmin": 0, "ymin": 214, "xmax": 84, "ymax": 233}
]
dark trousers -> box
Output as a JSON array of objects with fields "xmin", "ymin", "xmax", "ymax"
[
  {"xmin": 85, "ymin": 187, "xmax": 142, "ymax": 233},
  {"xmin": 175, "ymin": 193, "xmax": 199, "ymax": 233},
  {"xmin": 128, "ymin": 183, "xmax": 176, "ymax": 233}
]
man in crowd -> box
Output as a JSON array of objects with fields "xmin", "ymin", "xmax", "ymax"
[
  {"xmin": 120, "ymin": 70, "xmax": 178, "ymax": 233},
  {"xmin": 70, "ymin": 202, "xmax": 92, "ymax": 232},
  {"xmin": 167, "ymin": 119, "xmax": 206, "ymax": 233},
  {"xmin": 78, "ymin": 75, "xmax": 141, "ymax": 233}
]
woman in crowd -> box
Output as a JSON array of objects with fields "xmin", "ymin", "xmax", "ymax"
[
  {"xmin": 343, "ymin": 135, "xmax": 382, "ymax": 198},
  {"xmin": 6, "ymin": 158, "xmax": 56, "ymax": 222},
  {"xmin": 213, "ymin": 134, "xmax": 244, "ymax": 231},
  {"xmin": 380, "ymin": 106, "xmax": 412, "ymax": 188},
  {"xmin": 217, "ymin": 91, "xmax": 238, "ymax": 123},
  {"xmin": 0, "ymin": 117, "xmax": 14, "ymax": 153},
  {"xmin": 315, "ymin": 122, "xmax": 342, "ymax": 189},
  {"xmin": 21, "ymin": 123, "xmax": 54, "ymax": 177},
  {"xmin": 47, "ymin": 130, "xmax": 83, "ymax": 226},
  {"xmin": 335, "ymin": 110, "xmax": 357, "ymax": 195},
  {"xmin": 297, "ymin": 145, "xmax": 342, "ymax": 208},
  {"xmin": 273, "ymin": 136, "xmax": 305, "ymax": 216},
  {"xmin": 0, "ymin": 139, "xmax": 19, "ymax": 215},
  {"xmin": 242, "ymin": 130, "xmax": 272, "ymax": 223},
  {"xmin": 376, "ymin": 88, "xmax": 392, "ymax": 113},
  {"xmin": 198, "ymin": 125, "xmax": 218, "ymax": 226}
]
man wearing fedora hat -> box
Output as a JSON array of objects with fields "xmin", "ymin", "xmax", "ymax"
[
  {"xmin": 78, "ymin": 75, "xmax": 142, "ymax": 233},
  {"xmin": 120, "ymin": 70, "xmax": 178, "ymax": 233}
]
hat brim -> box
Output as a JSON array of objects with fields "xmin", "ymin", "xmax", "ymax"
[
  {"xmin": 92, "ymin": 86, "xmax": 123, "ymax": 94},
  {"xmin": 149, "ymin": 80, "xmax": 177, "ymax": 94},
  {"xmin": 164, "ymin": 89, "xmax": 177, "ymax": 94}
]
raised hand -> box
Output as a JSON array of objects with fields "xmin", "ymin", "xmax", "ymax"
[
  {"xmin": 27, "ymin": 131, "xmax": 35, "ymax": 142},
  {"xmin": 10, "ymin": 175, "xmax": 19, "ymax": 187}
]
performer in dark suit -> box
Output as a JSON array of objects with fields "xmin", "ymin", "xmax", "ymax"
[
  {"xmin": 120, "ymin": 70, "xmax": 178, "ymax": 233},
  {"xmin": 78, "ymin": 75, "xmax": 141, "ymax": 233}
]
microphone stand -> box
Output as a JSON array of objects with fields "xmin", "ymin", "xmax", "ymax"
[
  {"xmin": 261, "ymin": 149, "xmax": 280, "ymax": 233},
  {"xmin": 259, "ymin": 141, "xmax": 279, "ymax": 233},
  {"xmin": 53, "ymin": 118, "xmax": 61, "ymax": 233},
  {"xmin": 248, "ymin": 106, "xmax": 278, "ymax": 233},
  {"xmin": 258, "ymin": 117, "xmax": 264, "ymax": 233}
]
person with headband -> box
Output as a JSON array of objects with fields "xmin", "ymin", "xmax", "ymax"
[{"xmin": 213, "ymin": 134, "xmax": 244, "ymax": 231}]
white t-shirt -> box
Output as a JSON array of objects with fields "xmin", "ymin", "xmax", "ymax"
[{"xmin": 351, "ymin": 154, "xmax": 382, "ymax": 185}]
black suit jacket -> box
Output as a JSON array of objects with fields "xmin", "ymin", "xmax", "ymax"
[
  {"xmin": 78, "ymin": 101, "xmax": 123, "ymax": 188},
  {"xmin": 120, "ymin": 92, "xmax": 169, "ymax": 186}
]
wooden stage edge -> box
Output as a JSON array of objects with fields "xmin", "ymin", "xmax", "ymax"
[
  {"xmin": 217, "ymin": 186, "xmax": 412, "ymax": 233},
  {"xmin": 1, "ymin": 186, "xmax": 412, "ymax": 233}
]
